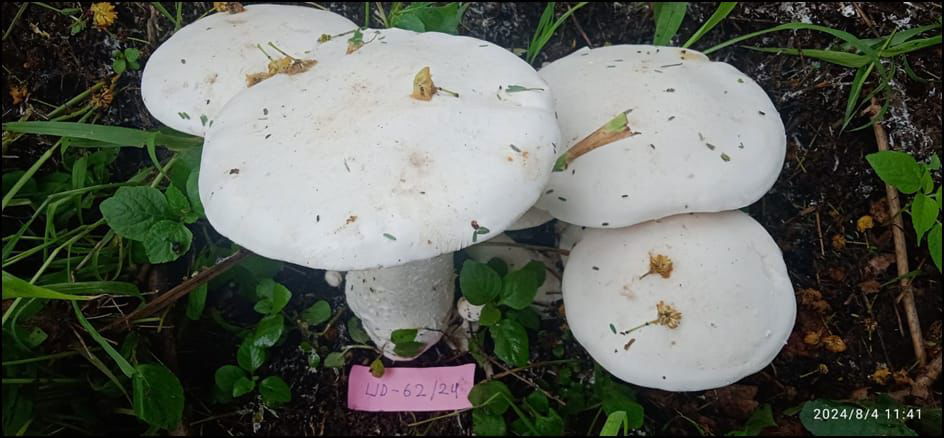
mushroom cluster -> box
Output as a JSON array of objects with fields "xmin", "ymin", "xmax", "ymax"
[{"xmin": 141, "ymin": 5, "xmax": 795, "ymax": 390}]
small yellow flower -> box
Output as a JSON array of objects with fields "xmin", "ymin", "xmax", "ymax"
[
  {"xmin": 90, "ymin": 3, "xmax": 118, "ymax": 28},
  {"xmin": 822, "ymin": 335, "xmax": 846, "ymax": 353},
  {"xmin": 655, "ymin": 301, "xmax": 682, "ymax": 329},
  {"xmin": 641, "ymin": 253, "xmax": 673, "ymax": 279},
  {"xmin": 857, "ymin": 215, "xmax": 874, "ymax": 233},
  {"xmin": 213, "ymin": 2, "xmax": 245, "ymax": 14},
  {"xmin": 9, "ymin": 84, "xmax": 28, "ymax": 105}
]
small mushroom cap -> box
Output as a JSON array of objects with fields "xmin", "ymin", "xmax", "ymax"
[
  {"xmin": 465, "ymin": 234, "xmax": 562, "ymax": 312},
  {"xmin": 536, "ymin": 45, "xmax": 786, "ymax": 228},
  {"xmin": 457, "ymin": 297, "xmax": 484, "ymax": 322},
  {"xmin": 563, "ymin": 211, "xmax": 795, "ymax": 391},
  {"xmin": 200, "ymin": 28, "xmax": 560, "ymax": 270},
  {"xmin": 141, "ymin": 4, "xmax": 356, "ymax": 136},
  {"xmin": 345, "ymin": 254, "xmax": 455, "ymax": 361}
]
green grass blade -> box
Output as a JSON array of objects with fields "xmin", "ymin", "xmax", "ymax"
[
  {"xmin": 41, "ymin": 281, "xmax": 141, "ymax": 297},
  {"xmin": 71, "ymin": 301, "xmax": 137, "ymax": 378},
  {"xmin": 682, "ymin": 2, "xmax": 736, "ymax": 48},
  {"xmin": 2, "ymin": 271, "xmax": 98, "ymax": 301},
  {"xmin": 742, "ymin": 46, "xmax": 869, "ymax": 68},
  {"xmin": 653, "ymin": 2, "xmax": 688, "ymax": 46},
  {"xmin": 2, "ymin": 122, "xmax": 202, "ymax": 150},
  {"xmin": 526, "ymin": 2, "xmax": 588, "ymax": 64},
  {"xmin": 703, "ymin": 22, "xmax": 879, "ymax": 58},
  {"xmin": 880, "ymin": 35, "xmax": 942, "ymax": 57}
]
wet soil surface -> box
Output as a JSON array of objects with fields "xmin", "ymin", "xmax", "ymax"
[{"xmin": 3, "ymin": 2, "xmax": 942, "ymax": 436}]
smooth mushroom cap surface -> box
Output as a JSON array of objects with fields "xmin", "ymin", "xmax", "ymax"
[
  {"xmin": 562, "ymin": 211, "xmax": 795, "ymax": 391},
  {"xmin": 141, "ymin": 4, "xmax": 356, "ymax": 136},
  {"xmin": 507, "ymin": 207, "xmax": 554, "ymax": 231},
  {"xmin": 535, "ymin": 45, "xmax": 786, "ymax": 228},
  {"xmin": 345, "ymin": 254, "xmax": 455, "ymax": 361},
  {"xmin": 200, "ymin": 28, "xmax": 560, "ymax": 270},
  {"xmin": 465, "ymin": 234, "xmax": 562, "ymax": 312}
]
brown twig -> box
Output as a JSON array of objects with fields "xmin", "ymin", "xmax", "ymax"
[
  {"xmin": 869, "ymin": 98, "xmax": 926, "ymax": 366},
  {"xmin": 103, "ymin": 250, "xmax": 249, "ymax": 332},
  {"xmin": 570, "ymin": 12, "xmax": 593, "ymax": 48},
  {"xmin": 486, "ymin": 357, "xmax": 568, "ymax": 406},
  {"xmin": 889, "ymin": 353, "xmax": 942, "ymax": 401}
]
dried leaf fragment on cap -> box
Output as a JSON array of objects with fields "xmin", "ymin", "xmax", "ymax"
[
  {"xmin": 245, "ymin": 43, "xmax": 316, "ymax": 87},
  {"xmin": 553, "ymin": 111, "xmax": 638, "ymax": 171},
  {"xmin": 641, "ymin": 253, "xmax": 673, "ymax": 279},
  {"xmin": 655, "ymin": 300, "xmax": 682, "ymax": 329},
  {"xmin": 411, "ymin": 66, "xmax": 438, "ymax": 101},
  {"xmin": 213, "ymin": 2, "xmax": 245, "ymax": 13}
]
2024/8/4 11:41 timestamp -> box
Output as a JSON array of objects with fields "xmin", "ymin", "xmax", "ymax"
[{"xmin": 811, "ymin": 407, "xmax": 923, "ymax": 421}]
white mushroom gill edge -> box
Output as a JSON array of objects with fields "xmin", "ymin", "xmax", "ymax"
[
  {"xmin": 344, "ymin": 253, "xmax": 455, "ymax": 361},
  {"xmin": 562, "ymin": 211, "xmax": 796, "ymax": 391}
]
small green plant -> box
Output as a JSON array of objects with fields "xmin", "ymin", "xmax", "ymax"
[
  {"xmin": 866, "ymin": 151, "xmax": 942, "ymax": 271},
  {"xmin": 726, "ymin": 404, "xmax": 776, "ymax": 436},
  {"xmin": 111, "ymin": 48, "xmax": 142, "ymax": 74},
  {"xmin": 459, "ymin": 258, "xmax": 546, "ymax": 367},
  {"xmin": 374, "ymin": 2, "xmax": 469, "ymax": 34},
  {"xmin": 525, "ymin": 2, "xmax": 588, "ymax": 64}
]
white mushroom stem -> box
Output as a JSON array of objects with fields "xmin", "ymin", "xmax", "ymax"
[{"xmin": 344, "ymin": 254, "xmax": 455, "ymax": 360}]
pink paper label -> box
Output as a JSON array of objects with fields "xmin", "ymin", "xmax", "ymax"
[{"xmin": 347, "ymin": 363, "xmax": 476, "ymax": 412}]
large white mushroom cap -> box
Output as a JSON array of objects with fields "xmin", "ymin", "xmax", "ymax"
[
  {"xmin": 562, "ymin": 211, "xmax": 795, "ymax": 391},
  {"xmin": 345, "ymin": 254, "xmax": 455, "ymax": 361},
  {"xmin": 200, "ymin": 28, "xmax": 560, "ymax": 271},
  {"xmin": 141, "ymin": 4, "xmax": 356, "ymax": 136},
  {"xmin": 536, "ymin": 45, "xmax": 786, "ymax": 228}
]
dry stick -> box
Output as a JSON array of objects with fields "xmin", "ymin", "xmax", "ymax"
[
  {"xmin": 102, "ymin": 250, "xmax": 248, "ymax": 332},
  {"xmin": 869, "ymin": 98, "xmax": 926, "ymax": 367},
  {"xmin": 486, "ymin": 357, "xmax": 568, "ymax": 407},
  {"xmin": 889, "ymin": 353, "xmax": 942, "ymax": 401}
]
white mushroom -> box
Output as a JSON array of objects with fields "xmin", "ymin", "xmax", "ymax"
[
  {"xmin": 456, "ymin": 296, "xmax": 484, "ymax": 322},
  {"xmin": 506, "ymin": 207, "xmax": 554, "ymax": 231},
  {"xmin": 562, "ymin": 211, "xmax": 795, "ymax": 391},
  {"xmin": 465, "ymin": 234, "xmax": 561, "ymax": 314},
  {"xmin": 199, "ymin": 28, "xmax": 560, "ymax": 271},
  {"xmin": 345, "ymin": 254, "xmax": 454, "ymax": 360},
  {"xmin": 141, "ymin": 4, "xmax": 356, "ymax": 136},
  {"xmin": 324, "ymin": 270, "xmax": 343, "ymax": 288},
  {"xmin": 535, "ymin": 45, "xmax": 786, "ymax": 228}
]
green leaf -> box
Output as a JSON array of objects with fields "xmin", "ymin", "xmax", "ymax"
[
  {"xmin": 601, "ymin": 411, "xmax": 630, "ymax": 436},
  {"xmin": 682, "ymin": 2, "xmax": 737, "ymax": 48},
  {"xmin": 1, "ymin": 121, "xmax": 203, "ymax": 151},
  {"xmin": 472, "ymin": 408, "xmax": 507, "ymax": 436},
  {"xmin": 460, "ymin": 260, "xmax": 503, "ymax": 305},
  {"xmin": 535, "ymin": 407, "xmax": 565, "ymax": 436},
  {"xmin": 237, "ymin": 337, "xmax": 267, "ymax": 373},
  {"xmin": 133, "ymin": 363, "xmax": 185, "ymax": 430},
  {"xmin": 370, "ymin": 358, "xmax": 385, "ymax": 377},
  {"xmin": 253, "ymin": 314, "xmax": 284, "ymax": 347},
  {"xmin": 526, "ymin": 390, "xmax": 550, "ymax": 414},
  {"xmin": 911, "ymin": 193, "xmax": 939, "ymax": 242},
  {"xmin": 100, "ymin": 186, "xmax": 172, "ymax": 240},
  {"xmin": 143, "ymin": 220, "xmax": 193, "ymax": 264},
  {"xmin": 232, "ymin": 376, "xmax": 255, "ymax": 397},
  {"xmin": 215, "ymin": 365, "xmax": 247, "ymax": 393},
  {"xmin": 727, "ymin": 404, "xmax": 776, "ymax": 436},
  {"xmin": 324, "ymin": 352, "xmax": 346, "ymax": 368},
  {"xmin": 929, "ymin": 223, "xmax": 942, "ymax": 272},
  {"xmin": 486, "ymin": 257, "xmax": 508, "ymax": 277},
  {"xmin": 652, "ymin": 2, "xmax": 688, "ymax": 46},
  {"xmin": 253, "ymin": 279, "xmax": 292, "ymax": 315},
  {"xmin": 2, "ymin": 271, "xmax": 97, "ymax": 300},
  {"xmin": 260, "ymin": 376, "xmax": 292, "ymax": 406},
  {"xmin": 490, "ymin": 318, "xmax": 529, "ymax": 367},
  {"xmin": 185, "ymin": 283, "xmax": 207, "ymax": 320},
  {"xmin": 164, "ymin": 185, "xmax": 192, "ymax": 221},
  {"xmin": 743, "ymin": 46, "xmax": 870, "ymax": 68},
  {"xmin": 799, "ymin": 399, "xmax": 917, "ymax": 436},
  {"xmin": 499, "ymin": 266, "xmax": 540, "ymax": 310},
  {"xmin": 598, "ymin": 377, "xmax": 644, "ymax": 429},
  {"xmin": 186, "ymin": 170, "xmax": 205, "ymax": 217},
  {"xmin": 300, "ymin": 300, "xmax": 331, "ymax": 326},
  {"xmin": 509, "ymin": 307, "xmax": 541, "ymax": 331},
  {"xmin": 468, "ymin": 380, "xmax": 513, "ymax": 415},
  {"xmin": 391, "ymin": 328, "xmax": 418, "ymax": 344},
  {"xmin": 479, "ymin": 302, "xmax": 502, "ymax": 326},
  {"xmin": 113, "ymin": 57, "xmax": 127, "ymax": 74},
  {"xmin": 393, "ymin": 13, "xmax": 425, "ymax": 32},
  {"xmin": 866, "ymin": 151, "xmax": 924, "ymax": 194},
  {"xmin": 522, "ymin": 260, "xmax": 547, "ymax": 288},
  {"xmin": 347, "ymin": 317, "xmax": 371, "ymax": 343}
]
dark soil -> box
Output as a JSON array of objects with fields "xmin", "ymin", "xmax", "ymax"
[{"xmin": 3, "ymin": 2, "xmax": 942, "ymax": 436}]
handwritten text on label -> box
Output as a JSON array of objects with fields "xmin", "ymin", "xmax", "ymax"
[{"xmin": 347, "ymin": 364, "xmax": 475, "ymax": 412}]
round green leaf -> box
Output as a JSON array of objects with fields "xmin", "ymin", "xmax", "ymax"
[
  {"xmin": 260, "ymin": 376, "xmax": 292, "ymax": 406},
  {"xmin": 472, "ymin": 408, "xmax": 507, "ymax": 436},
  {"xmin": 142, "ymin": 220, "xmax": 192, "ymax": 264},
  {"xmin": 460, "ymin": 260, "xmax": 502, "ymax": 305},
  {"xmin": 215, "ymin": 365, "xmax": 247, "ymax": 393},
  {"xmin": 499, "ymin": 267, "xmax": 539, "ymax": 310},
  {"xmin": 490, "ymin": 319, "xmax": 529, "ymax": 367},
  {"xmin": 232, "ymin": 376, "xmax": 255, "ymax": 397},
  {"xmin": 866, "ymin": 151, "xmax": 924, "ymax": 194},
  {"xmin": 324, "ymin": 352, "xmax": 346, "ymax": 368},
  {"xmin": 237, "ymin": 337, "xmax": 267, "ymax": 373},
  {"xmin": 99, "ymin": 186, "xmax": 170, "ymax": 240},
  {"xmin": 469, "ymin": 381, "xmax": 512, "ymax": 415},
  {"xmin": 253, "ymin": 279, "xmax": 292, "ymax": 315},
  {"xmin": 253, "ymin": 314, "xmax": 284, "ymax": 347},
  {"xmin": 301, "ymin": 300, "xmax": 331, "ymax": 326},
  {"xmin": 479, "ymin": 302, "xmax": 501, "ymax": 326}
]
